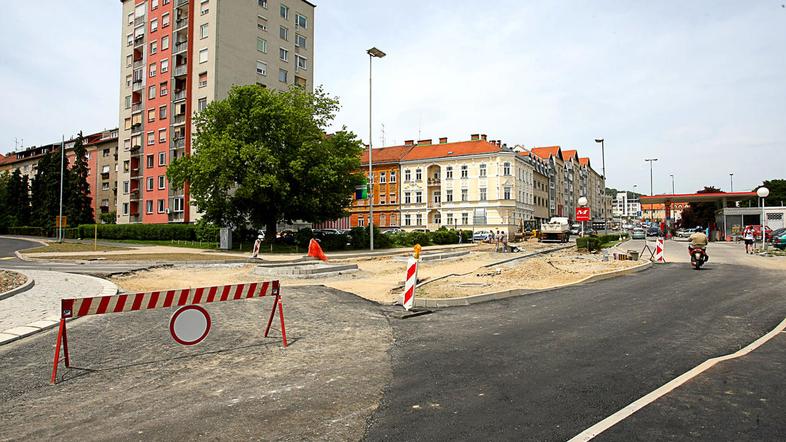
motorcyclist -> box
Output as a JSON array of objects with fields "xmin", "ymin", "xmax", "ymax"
[{"xmin": 688, "ymin": 227, "xmax": 709, "ymax": 265}]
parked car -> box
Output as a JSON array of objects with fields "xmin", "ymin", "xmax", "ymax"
[
  {"xmin": 382, "ymin": 228, "xmax": 403, "ymax": 235},
  {"xmin": 570, "ymin": 224, "xmax": 581, "ymax": 235},
  {"xmin": 631, "ymin": 228, "xmax": 646, "ymax": 240},
  {"xmin": 473, "ymin": 230, "xmax": 492, "ymax": 242},
  {"xmin": 675, "ymin": 228, "xmax": 692, "ymax": 238},
  {"xmin": 646, "ymin": 227, "xmax": 660, "ymax": 237},
  {"xmin": 772, "ymin": 230, "xmax": 786, "ymax": 250}
]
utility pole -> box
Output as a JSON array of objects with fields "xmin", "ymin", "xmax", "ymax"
[
  {"xmin": 367, "ymin": 47, "xmax": 386, "ymax": 251},
  {"xmin": 644, "ymin": 158, "xmax": 658, "ymax": 221},
  {"xmin": 729, "ymin": 173, "xmax": 734, "ymax": 192},
  {"xmin": 58, "ymin": 135, "xmax": 65, "ymax": 243}
]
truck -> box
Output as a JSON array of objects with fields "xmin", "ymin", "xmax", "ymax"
[{"xmin": 539, "ymin": 217, "xmax": 571, "ymax": 243}]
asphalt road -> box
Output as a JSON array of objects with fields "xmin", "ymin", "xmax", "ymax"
[
  {"xmin": 365, "ymin": 263, "xmax": 786, "ymax": 441},
  {"xmin": 0, "ymin": 236, "xmax": 40, "ymax": 259}
]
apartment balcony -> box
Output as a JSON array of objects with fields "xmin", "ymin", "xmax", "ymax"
[
  {"xmin": 171, "ymin": 138, "xmax": 185, "ymax": 149},
  {"xmin": 172, "ymin": 114, "xmax": 186, "ymax": 126},
  {"xmin": 176, "ymin": 0, "xmax": 189, "ymax": 7},
  {"xmin": 173, "ymin": 90, "xmax": 187, "ymax": 102},
  {"xmin": 174, "ymin": 41, "xmax": 188, "ymax": 55},
  {"xmin": 133, "ymin": 34, "xmax": 145, "ymax": 48},
  {"xmin": 131, "ymin": 102, "xmax": 143, "ymax": 113},
  {"xmin": 429, "ymin": 201, "xmax": 442, "ymax": 209},
  {"xmin": 133, "ymin": 59, "xmax": 144, "ymax": 69},
  {"xmin": 175, "ymin": 17, "xmax": 189, "ymax": 31},
  {"xmin": 129, "ymin": 190, "xmax": 142, "ymax": 202},
  {"xmin": 427, "ymin": 178, "xmax": 441, "ymax": 187},
  {"xmin": 132, "ymin": 80, "xmax": 143, "ymax": 92},
  {"xmin": 174, "ymin": 65, "xmax": 188, "ymax": 77},
  {"xmin": 168, "ymin": 211, "xmax": 186, "ymax": 223},
  {"xmin": 130, "ymin": 124, "xmax": 143, "ymax": 135},
  {"xmin": 130, "ymin": 167, "xmax": 142, "ymax": 179},
  {"xmin": 134, "ymin": 15, "xmax": 146, "ymax": 27}
]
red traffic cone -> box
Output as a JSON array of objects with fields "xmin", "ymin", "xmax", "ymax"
[{"xmin": 308, "ymin": 239, "xmax": 328, "ymax": 262}]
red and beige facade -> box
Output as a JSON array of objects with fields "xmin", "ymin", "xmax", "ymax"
[
  {"xmin": 349, "ymin": 145, "xmax": 412, "ymax": 229},
  {"xmin": 117, "ymin": 0, "xmax": 315, "ymax": 224}
]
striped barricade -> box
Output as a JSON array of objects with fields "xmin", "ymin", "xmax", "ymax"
[{"xmin": 51, "ymin": 281, "xmax": 286, "ymax": 384}]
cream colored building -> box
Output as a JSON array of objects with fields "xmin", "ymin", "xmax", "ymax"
[
  {"xmin": 117, "ymin": 0, "xmax": 315, "ymax": 224},
  {"xmin": 397, "ymin": 135, "xmax": 535, "ymax": 235}
]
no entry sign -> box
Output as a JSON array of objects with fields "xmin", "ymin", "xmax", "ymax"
[
  {"xmin": 170, "ymin": 305, "xmax": 211, "ymax": 345},
  {"xmin": 576, "ymin": 207, "xmax": 590, "ymax": 222}
]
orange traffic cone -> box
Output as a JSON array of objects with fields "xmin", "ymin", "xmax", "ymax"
[{"xmin": 308, "ymin": 239, "xmax": 328, "ymax": 262}]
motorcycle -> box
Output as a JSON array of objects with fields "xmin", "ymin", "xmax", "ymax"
[{"xmin": 688, "ymin": 246, "xmax": 708, "ymax": 270}]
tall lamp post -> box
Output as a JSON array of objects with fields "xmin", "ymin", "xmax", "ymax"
[
  {"xmin": 757, "ymin": 186, "xmax": 769, "ymax": 252},
  {"xmin": 644, "ymin": 158, "xmax": 658, "ymax": 221},
  {"xmin": 594, "ymin": 139, "xmax": 607, "ymax": 232},
  {"xmin": 729, "ymin": 173, "xmax": 734, "ymax": 192},
  {"xmin": 366, "ymin": 47, "xmax": 386, "ymax": 251},
  {"xmin": 670, "ymin": 174, "xmax": 675, "ymax": 195}
]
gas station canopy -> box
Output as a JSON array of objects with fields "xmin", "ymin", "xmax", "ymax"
[{"xmin": 640, "ymin": 192, "xmax": 757, "ymax": 205}]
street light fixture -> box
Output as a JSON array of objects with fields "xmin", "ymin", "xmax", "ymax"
[
  {"xmin": 594, "ymin": 138, "xmax": 607, "ymax": 233},
  {"xmin": 729, "ymin": 173, "xmax": 734, "ymax": 192},
  {"xmin": 578, "ymin": 196, "xmax": 588, "ymax": 237},
  {"xmin": 366, "ymin": 47, "xmax": 386, "ymax": 251},
  {"xmin": 670, "ymin": 174, "xmax": 675, "ymax": 195},
  {"xmin": 757, "ymin": 186, "xmax": 769, "ymax": 252},
  {"xmin": 644, "ymin": 158, "xmax": 658, "ymax": 221}
]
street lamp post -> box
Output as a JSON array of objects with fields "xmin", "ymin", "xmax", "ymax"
[
  {"xmin": 644, "ymin": 158, "xmax": 658, "ymax": 221},
  {"xmin": 578, "ymin": 196, "xmax": 588, "ymax": 237},
  {"xmin": 366, "ymin": 47, "xmax": 386, "ymax": 251},
  {"xmin": 757, "ymin": 186, "xmax": 769, "ymax": 253},
  {"xmin": 594, "ymin": 139, "xmax": 607, "ymax": 233},
  {"xmin": 729, "ymin": 173, "xmax": 734, "ymax": 192},
  {"xmin": 670, "ymin": 174, "xmax": 675, "ymax": 195}
]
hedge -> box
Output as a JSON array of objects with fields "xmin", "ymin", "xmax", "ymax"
[
  {"xmin": 577, "ymin": 233, "xmax": 629, "ymax": 251},
  {"xmin": 76, "ymin": 224, "xmax": 202, "ymax": 241}
]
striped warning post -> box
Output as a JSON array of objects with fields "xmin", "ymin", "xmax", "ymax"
[
  {"xmin": 402, "ymin": 257, "xmax": 418, "ymax": 311},
  {"xmin": 51, "ymin": 281, "xmax": 285, "ymax": 385},
  {"xmin": 655, "ymin": 238, "xmax": 666, "ymax": 263}
]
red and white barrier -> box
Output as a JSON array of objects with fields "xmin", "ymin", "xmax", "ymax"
[
  {"xmin": 655, "ymin": 238, "xmax": 665, "ymax": 263},
  {"xmin": 51, "ymin": 281, "xmax": 286, "ymax": 384},
  {"xmin": 402, "ymin": 256, "xmax": 418, "ymax": 311}
]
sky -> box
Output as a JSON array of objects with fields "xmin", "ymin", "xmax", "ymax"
[{"xmin": 1, "ymin": 0, "xmax": 784, "ymax": 195}]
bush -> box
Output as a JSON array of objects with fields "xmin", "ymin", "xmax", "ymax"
[
  {"xmin": 76, "ymin": 223, "xmax": 197, "ymax": 241},
  {"xmin": 408, "ymin": 231, "xmax": 432, "ymax": 247},
  {"xmin": 295, "ymin": 228, "xmax": 314, "ymax": 248},
  {"xmin": 7, "ymin": 226, "xmax": 48, "ymax": 237},
  {"xmin": 577, "ymin": 236, "xmax": 602, "ymax": 251},
  {"xmin": 431, "ymin": 227, "xmax": 458, "ymax": 245},
  {"xmin": 194, "ymin": 219, "xmax": 220, "ymax": 242},
  {"xmin": 99, "ymin": 211, "xmax": 116, "ymax": 224},
  {"xmin": 349, "ymin": 226, "xmax": 393, "ymax": 250}
]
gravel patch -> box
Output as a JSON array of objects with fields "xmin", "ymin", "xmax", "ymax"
[{"xmin": 0, "ymin": 270, "xmax": 27, "ymax": 294}]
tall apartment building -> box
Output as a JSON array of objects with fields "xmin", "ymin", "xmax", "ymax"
[{"xmin": 117, "ymin": 0, "xmax": 315, "ymax": 224}]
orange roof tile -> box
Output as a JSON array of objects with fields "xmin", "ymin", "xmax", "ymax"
[
  {"xmin": 360, "ymin": 145, "xmax": 414, "ymax": 165},
  {"xmin": 562, "ymin": 150, "xmax": 578, "ymax": 161},
  {"xmin": 401, "ymin": 139, "xmax": 503, "ymax": 162},
  {"xmin": 530, "ymin": 146, "xmax": 563, "ymax": 161},
  {"xmin": 579, "ymin": 157, "xmax": 590, "ymax": 167}
]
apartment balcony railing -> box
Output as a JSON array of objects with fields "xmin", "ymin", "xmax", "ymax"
[
  {"xmin": 176, "ymin": 0, "xmax": 189, "ymax": 7},
  {"xmin": 174, "ymin": 41, "xmax": 188, "ymax": 54},
  {"xmin": 168, "ymin": 211, "xmax": 185, "ymax": 223},
  {"xmin": 429, "ymin": 201, "xmax": 442, "ymax": 208},
  {"xmin": 131, "ymin": 103, "xmax": 143, "ymax": 113},
  {"xmin": 132, "ymin": 80, "xmax": 143, "ymax": 92},
  {"xmin": 427, "ymin": 178, "xmax": 441, "ymax": 186},
  {"xmin": 134, "ymin": 35, "xmax": 145, "ymax": 47},
  {"xmin": 173, "ymin": 90, "xmax": 187, "ymax": 101},
  {"xmin": 171, "ymin": 138, "xmax": 185, "ymax": 149},
  {"xmin": 130, "ymin": 124, "xmax": 143, "ymax": 135},
  {"xmin": 130, "ymin": 167, "xmax": 142, "ymax": 178},
  {"xmin": 134, "ymin": 16, "xmax": 146, "ymax": 27},
  {"xmin": 133, "ymin": 59, "xmax": 144, "ymax": 69},
  {"xmin": 174, "ymin": 65, "xmax": 188, "ymax": 77},
  {"xmin": 175, "ymin": 17, "xmax": 189, "ymax": 30},
  {"xmin": 129, "ymin": 191, "xmax": 142, "ymax": 201},
  {"xmin": 172, "ymin": 114, "xmax": 186, "ymax": 125}
]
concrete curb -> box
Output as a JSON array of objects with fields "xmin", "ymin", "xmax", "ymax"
[
  {"xmin": 0, "ymin": 274, "xmax": 117, "ymax": 346},
  {"xmin": 413, "ymin": 260, "xmax": 653, "ymax": 308},
  {"xmin": 0, "ymin": 274, "xmax": 35, "ymax": 301}
]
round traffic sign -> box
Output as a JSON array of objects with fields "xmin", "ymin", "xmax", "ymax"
[{"xmin": 169, "ymin": 305, "xmax": 211, "ymax": 346}]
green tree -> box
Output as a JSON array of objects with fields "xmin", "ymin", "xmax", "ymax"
[
  {"xmin": 754, "ymin": 179, "xmax": 786, "ymax": 206},
  {"xmin": 681, "ymin": 186, "xmax": 722, "ymax": 228},
  {"xmin": 67, "ymin": 131, "xmax": 95, "ymax": 225},
  {"xmin": 30, "ymin": 151, "xmax": 70, "ymax": 228},
  {"xmin": 167, "ymin": 85, "xmax": 365, "ymax": 240},
  {"xmin": 5, "ymin": 169, "xmax": 31, "ymax": 226}
]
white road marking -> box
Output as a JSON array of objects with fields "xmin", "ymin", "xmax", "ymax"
[{"xmin": 569, "ymin": 316, "xmax": 786, "ymax": 441}]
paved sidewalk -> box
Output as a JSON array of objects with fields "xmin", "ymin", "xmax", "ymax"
[{"xmin": 0, "ymin": 270, "xmax": 117, "ymax": 344}]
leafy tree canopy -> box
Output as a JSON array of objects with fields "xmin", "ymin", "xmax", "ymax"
[
  {"xmin": 167, "ymin": 85, "xmax": 366, "ymax": 240},
  {"xmin": 754, "ymin": 179, "xmax": 786, "ymax": 206}
]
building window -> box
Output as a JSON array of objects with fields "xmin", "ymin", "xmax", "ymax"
[
  {"xmin": 445, "ymin": 166, "xmax": 453, "ymax": 179},
  {"xmin": 200, "ymin": 0, "xmax": 209, "ymax": 15},
  {"xmin": 103, "ymin": 148, "xmax": 110, "ymax": 157},
  {"xmin": 280, "ymin": 3, "xmax": 289, "ymax": 19},
  {"xmin": 295, "ymin": 13, "xmax": 307, "ymax": 29},
  {"xmin": 504, "ymin": 187, "xmax": 512, "ymax": 199},
  {"xmin": 256, "ymin": 60, "xmax": 267, "ymax": 76},
  {"xmin": 278, "ymin": 68, "xmax": 287, "ymax": 83},
  {"xmin": 200, "ymin": 23, "xmax": 208, "ymax": 39},
  {"xmin": 415, "ymin": 191, "xmax": 422, "ymax": 203},
  {"xmin": 146, "ymin": 177, "xmax": 154, "ymax": 191},
  {"xmin": 257, "ymin": 37, "xmax": 268, "ymax": 53},
  {"xmin": 199, "ymin": 48, "xmax": 208, "ymax": 63},
  {"xmin": 162, "ymin": 35, "xmax": 169, "ymax": 50},
  {"xmin": 146, "ymin": 200, "xmax": 154, "ymax": 214},
  {"xmin": 149, "ymin": 63, "xmax": 157, "ymax": 77},
  {"xmin": 152, "ymin": 0, "xmax": 159, "ymax": 10},
  {"xmin": 446, "ymin": 189, "xmax": 453, "ymax": 202},
  {"xmin": 150, "ymin": 40, "xmax": 158, "ymax": 55},
  {"xmin": 447, "ymin": 213, "xmax": 454, "ymax": 225},
  {"xmin": 480, "ymin": 188, "xmax": 487, "ymax": 201},
  {"xmin": 147, "ymin": 131, "xmax": 155, "ymax": 145},
  {"xmin": 174, "ymin": 197, "xmax": 184, "ymax": 212},
  {"xmin": 158, "ymin": 129, "xmax": 166, "ymax": 143},
  {"xmin": 416, "ymin": 214, "xmax": 422, "ymax": 226},
  {"xmin": 159, "ymin": 105, "xmax": 167, "ymax": 119},
  {"xmin": 102, "ymin": 182, "xmax": 110, "ymax": 191},
  {"xmin": 503, "ymin": 162, "xmax": 511, "ymax": 176},
  {"xmin": 404, "ymin": 214, "xmax": 411, "ymax": 226},
  {"xmin": 150, "ymin": 18, "xmax": 158, "ymax": 33},
  {"xmin": 160, "ymin": 81, "xmax": 168, "ymax": 96},
  {"xmin": 404, "ymin": 169, "xmax": 411, "ymax": 182},
  {"xmin": 295, "ymin": 55, "xmax": 307, "ymax": 70},
  {"xmin": 295, "ymin": 34, "xmax": 306, "ymax": 49},
  {"xmin": 404, "ymin": 192, "xmax": 411, "ymax": 204},
  {"xmin": 279, "ymin": 47, "xmax": 288, "ymax": 62},
  {"xmin": 148, "ymin": 85, "xmax": 156, "ymax": 99},
  {"xmin": 147, "ymin": 109, "xmax": 155, "ymax": 123},
  {"xmin": 415, "ymin": 169, "xmax": 422, "ymax": 181},
  {"xmin": 461, "ymin": 165, "xmax": 468, "ymax": 178},
  {"xmin": 199, "ymin": 72, "xmax": 208, "ymax": 87},
  {"xmin": 258, "ymin": 0, "xmax": 268, "ymax": 7},
  {"xmin": 390, "ymin": 171, "xmax": 396, "ymax": 183},
  {"xmin": 158, "ymin": 175, "xmax": 166, "ymax": 189},
  {"xmin": 461, "ymin": 189, "xmax": 468, "ymax": 201},
  {"xmin": 157, "ymin": 199, "xmax": 166, "ymax": 213},
  {"xmin": 146, "ymin": 155, "xmax": 154, "ymax": 168},
  {"xmin": 279, "ymin": 26, "xmax": 288, "ymax": 41},
  {"xmin": 162, "ymin": 13, "xmax": 170, "ymax": 27},
  {"xmin": 479, "ymin": 163, "xmax": 487, "ymax": 177},
  {"xmin": 380, "ymin": 172, "xmax": 386, "ymax": 183},
  {"xmin": 123, "ymin": 203, "xmax": 129, "ymax": 215},
  {"xmin": 462, "ymin": 213, "xmax": 469, "ymax": 225},
  {"xmin": 198, "ymin": 97, "xmax": 208, "ymax": 112},
  {"xmin": 159, "ymin": 152, "xmax": 166, "ymax": 165},
  {"xmin": 161, "ymin": 59, "xmax": 169, "ymax": 73}
]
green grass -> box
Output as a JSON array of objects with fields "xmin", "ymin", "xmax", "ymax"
[{"xmin": 22, "ymin": 243, "xmax": 131, "ymax": 253}]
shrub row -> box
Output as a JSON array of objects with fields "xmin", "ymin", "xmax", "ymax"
[
  {"xmin": 74, "ymin": 223, "xmax": 211, "ymax": 241},
  {"xmin": 294, "ymin": 226, "xmax": 473, "ymax": 251},
  {"xmin": 576, "ymin": 233, "xmax": 629, "ymax": 251}
]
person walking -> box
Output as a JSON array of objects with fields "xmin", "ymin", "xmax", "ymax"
[
  {"xmin": 489, "ymin": 229, "xmax": 495, "ymax": 245},
  {"xmin": 501, "ymin": 231, "xmax": 508, "ymax": 253},
  {"xmin": 495, "ymin": 230, "xmax": 501, "ymax": 252},
  {"xmin": 743, "ymin": 227, "xmax": 755, "ymax": 254}
]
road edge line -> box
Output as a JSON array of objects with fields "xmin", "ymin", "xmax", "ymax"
[{"xmin": 568, "ymin": 316, "xmax": 786, "ymax": 441}]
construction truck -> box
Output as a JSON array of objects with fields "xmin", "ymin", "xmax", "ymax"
[{"xmin": 539, "ymin": 217, "xmax": 571, "ymax": 243}]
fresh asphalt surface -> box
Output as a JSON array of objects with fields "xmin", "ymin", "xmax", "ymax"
[{"xmin": 366, "ymin": 262, "xmax": 786, "ymax": 441}]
